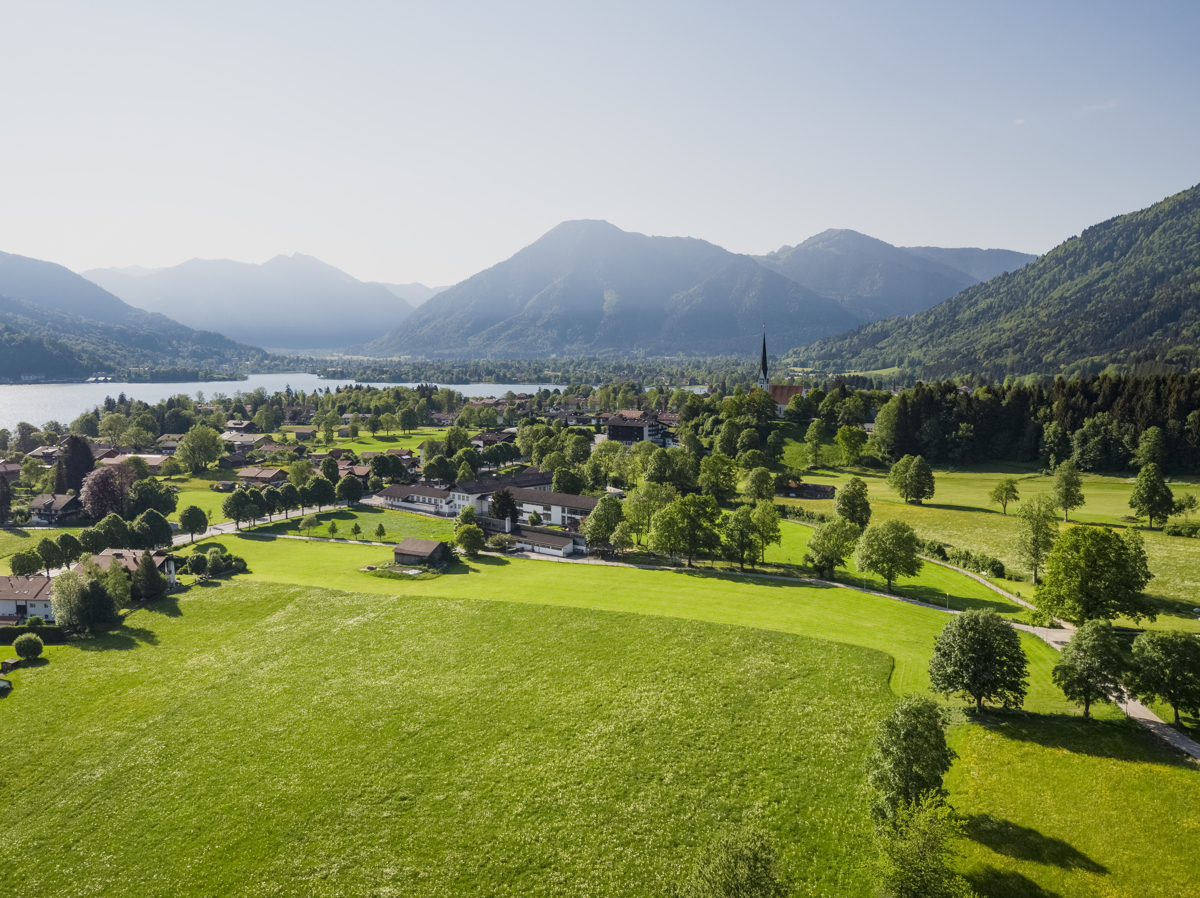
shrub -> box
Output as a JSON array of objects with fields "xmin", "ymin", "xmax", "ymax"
[
  {"xmin": 13, "ymin": 632, "xmax": 44, "ymax": 661},
  {"xmin": 25, "ymin": 615, "xmax": 45, "ymax": 630},
  {"xmin": 921, "ymin": 539, "xmax": 947, "ymax": 560}
]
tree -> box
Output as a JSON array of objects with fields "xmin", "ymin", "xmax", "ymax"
[
  {"xmin": 1129, "ymin": 462, "xmax": 1174, "ymax": 528},
  {"xmin": 865, "ymin": 694, "xmax": 955, "ymax": 823},
  {"xmin": 874, "ymin": 796, "xmax": 974, "ymax": 898},
  {"xmin": 804, "ymin": 420, "xmax": 824, "ymax": 466},
  {"xmin": 80, "ymin": 466, "xmax": 131, "ymax": 519},
  {"xmin": 489, "ymin": 487, "xmax": 519, "ymax": 524},
  {"xmin": 527, "ymin": 510, "xmax": 543, "ymax": 526},
  {"xmin": 765, "ymin": 430, "xmax": 785, "ymax": 463},
  {"xmin": 699, "ymin": 453, "xmax": 739, "ymax": 504},
  {"xmin": 78, "ymin": 526, "xmax": 106, "ymax": 555},
  {"xmin": 1127, "ymin": 630, "xmax": 1200, "ymax": 727},
  {"xmin": 928, "ymin": 609, "xmax": 1029, "ymax": 713},
  {"xmin": 670, "ymin": 827, "xmax": 788, "ymax": 898},
  {"xmin": 10, "ymin": 550, "xmax": 42, "ymax": 577},
  {"xmin": 1051, "ymin": 459, "xmax": 1085, "ymax": 521},
  {"xmin": 721, "ymin": 505, "xmax": 759, "ymax": 571},
  {"xmin": 13, "ymin": 632, "xmax": 44, "ymax": 661},
  {"xmin": 552, "ymin": 467, "xmax": 586, "ymax": 496},
  {"xmin": 1052, "ymin": 620, "xmax": 1127, "ymax": 719},
  {"xmin": 307, "ymin": 475, "xmax": 336, "ymax": 510},
  {"xmin": 56, "ymin": 532, "xmax": 84, "ymax": 566},
  {"xmin": 262, "ymin": 486, "xmax": 283, "ymax": 521},
  {"xmin": 623, "ymin": 482, "xmax": 676, "ymax": 545},
  {"xmin": 854, "ymin": 520, "xmax": 922, "ymax": 592},
  {"xmin": 648, "ymin": 503, "xmax": 686, "ymax": 562},
  {"xmin": 887, "ymin": 455, "xmax": 935, "ymax": 505},
  {"xmin": 336, "ymin": 474, "xmax": 364, "ymax": 505},
  {"xmin": 1134, "ymin": 425, "xmax": 1166, "ymax": 469},
  {"xmin": 51, "ymin": 570, "xmax": 118, "ymax": 634},
  {"xmin": 175, "ymin": 424, "xmax": 224, "ymax": 472},
  {"xmin": 751, "ymin": 500, "xmax": 781, "ymax": 564},
  {"xmin": 188, "ymin": 552, "xmax": 209, "ymax": 579},
  {"xmin": 452, "ymin": 461, "xmax": 473, "ymax": 485},
  {"xmin": 835, "ymin": 425, "xmax": 867, "ymax": 466},
  {"xmin": 288, "ymin": 460, "xmax": 313, "ymax": 490},
  {"xmin": 0, "ymin": 473, "xmax": 10, "ymax": 524},
  {"xmin": 320, "ymin": 456, "xmax": 340, "ymax": 484},
  {"xmin": 423, "ymin": 454, "xmax": 456, "ymax": 483},
  {"xmin": 125, "ymin": 478, "xmax": 178, "ymax": 518},
  {"xmin": 988, "ymin": 478, "xmax": 1019, "ymax": 515},
  {"xmin": 455, "ymin": 505, "xmax": 478, "ymax": 532},
  {"xmin": 835, "ymin": 477, "xmax": 871, "ymax": 528},
  {"xmin": 96, "ymin": 513, "xmax": 131, "ymax": 549},
  {"xmin": 300, "ymin": 514, "xmax": 319, "ymax": 535},
  {"xmin": 374, "ymin": 523, "xmax": 386, "ymax": 539},
  {"xmin": 37, "ymin": 537, "xmax": 63, "ymax": 576},
  {"xmin": 347, "ymin": 522, "xmax": 361, "ymax": 540},
  {"xmin": 56, "ymin": 434, "xmax": 96, "ymax": 495},
  {"xmin": 328, "ymin": 520, "xmax": 339, "ymax": 538},
  {"xmin": 278, "ymin": 483, "xmax": 301, "ymax": 518},
  {"xmin": 675, "ymin": 494, "xmax": 722, "ymax": 567},
  {"xmin": 1036, "ymin": 526, "xmax": 1153, "ymax": 624},
  {"xmin": 456, "ymin": 523, "xmax": 486, "ymax": 556},
  {"xmin": 1173, "ymin": 492, "xmax": 1199, "ymax": 522},
  {"xmin": 584, "ymin": 495, "xmax": 624, "ymax": 546},
  {"xmin": 806, "ymin": 518, "xmax": 861, "ymax": 579},
  {"xmin": 221, "ymin": 490, "xmax": 258, "ymax": 530},
  {"xmin": 158, "ymin": 457, "xmax": 183, "ymax": 479},
  {"xmin": 133, "ymin": 509, "xmax": 174, "ymax": 550},
  {"xmin": 745, "ymin": 467, "xmax": 775, "ymax": 503},
  {"xmin": 131, "ymin": 549, "xmax": 168, "ymax": 603},
  {"xmin": 1015, "ymin": 493, "xmax": 1058, "ymax": 584}
]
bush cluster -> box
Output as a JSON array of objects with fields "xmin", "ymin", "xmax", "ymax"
[
  {"xmin": 920, "ymin": 539, "xmax": 948, "ymax": 560},
  {"xmin": 946, "ymin": 547, "xmax": 1006, "ymax": 579},
  {"xmin": 1163, "ymin": 521, "xmax": 1200, "ymax": 538},
  {"xmin": 774, "ymin": 503, "xmax": 831, "ymax": 525}
]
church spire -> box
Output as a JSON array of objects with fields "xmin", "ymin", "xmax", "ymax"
[{"xmin": 760, "ymin": 330, "xmax": 768, "ymax": 380}]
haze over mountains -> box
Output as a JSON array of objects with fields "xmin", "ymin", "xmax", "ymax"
[
  {"xmin": 0, "ymin": 251, "xmax": 272, "ymax": 380},
  {"xmin": 349, "ymin": 220, "xmax": 861, "ymax": 358},
  {"xmin": 795, "ymin": 183, "xmax": 1200, "ymax": 378}
]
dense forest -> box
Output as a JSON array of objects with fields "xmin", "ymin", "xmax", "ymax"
[{"xmin": 792, "ymin": 183, "xmax": 1200, "ymax": 380}]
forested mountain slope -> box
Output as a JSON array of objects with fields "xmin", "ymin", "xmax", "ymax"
[
  {"xmin": 352, "ymin": 220, "xmax": 859, "ymax": 358},
  {"xmin": 793, "ymin": 184, "xmax": 1200, "ymax": 378},
  {"xmin": 0, "ymin": 251, "xmax": 275, "ymax": 378}
]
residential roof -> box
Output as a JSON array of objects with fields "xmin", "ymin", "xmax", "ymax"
[
  {"xmin": 80, "ymin": 549, "xmax": 171, "ymax": 575},
  {"xmin": 28, "ymin": 493, "xmax": 81, "ymax": 512},
  {"xmin": 157, "ymin": 433, "xmax": 185, "ymax": 442},
  {"xmin": 0, "ymin": 575, "xmax": 53, "ymax": 603},
  {"xmin": 452, "ymin": 468, "xmax": 553, "ymax": 496},
  {"xmin": 478, "ymin": 518, "xmax": 575, "ymax": 549},
  {"xmin": 236, "ymin": 467, "xmax": 287, "ymax": 481},
  {"xmin": 766, "ymin": 384, "xmax": 806, "ymax": 406},
  {"xmin": 379, "ymin": 484, "xmax": 450, "ymax": 501},
  {"xmin": 607, "ymin": 410, "xmax": 658, "ymax": 426},
  {"xmin": 393, "ymin": 538, "xmax": 447, "ymax": 557},
  {"xmin": 509, "ymin": 488, "xmax": 598, "ymax": 511}
]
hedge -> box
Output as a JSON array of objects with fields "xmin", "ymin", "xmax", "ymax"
[{"xmin": 0, "ymin": 625, "xmax": 65, "ymax": 645}]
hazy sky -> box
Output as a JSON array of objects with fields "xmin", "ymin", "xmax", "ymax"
[{"xmin": 1, "ymin": 1, "xmax": 1197, "ymax": 286}]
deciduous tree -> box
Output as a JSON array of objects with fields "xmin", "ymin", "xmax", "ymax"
[
  {"xmin": 865, "ymin": 694, "xmax": 955, "ymax": 823},
  {"xmin": 721, "ymin": 505, "xmax": 759, "ymax": 571},
  {"xmin": 1015, "ymin": 493, "xmax": 1058, "ymax": 584},
  {"xmin": 671, "ymin": 827, "xmax": 787, "ymax": 898},
  {"xmin": 179, "ymin": 505, "xmax": 209, "ymax": 542},
  {"xmin": 1051, "ymin": 459, "xmax": 1085, "ymax": 521},
  {"xmin": 854, "ymin": 520, "xmax": 921, "ymax": 592},
  {"xmin": 928, "ymin": 609, "xmax": 1028, "ymax": 713},
  {"xmin": 805, "ymin": 518, "xmax": 861, "ymax": 579},
  {"xmin": 835, "ymin": 425, "xmax": 867, "ymax": 466},
  {"xmin": 1127, "ymin": 630, "xmax": 1200, "ymax": 727},
  {"xmin": 455, "ymin": 523, "xmax": 485, "ymax": 556},
  {"xmin": 1036, "ymin": 526, "xmax": 1153, "ymax": 624},
  {"xmin": 835, "ymin": 476, "xmax": 871, "ymax": 528},
  {"xmin": 1129, "ymin": 462, "xmax": 1174, "ymax": 528},
  {"xmin": 988, "ymin": 478, "xmax": 1019, "ymax": 515},
  {"xmin": 1052, "ymin": 620, "xmax": 1126, "ymax": 719},
  {"xmin": 583, "ymin": 495, "xmax": 624, "ymax": 546}
]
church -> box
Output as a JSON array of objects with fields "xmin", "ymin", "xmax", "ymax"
[{"xmin": 754, "ymin": 332, "xmax": 806, "ymax": 417}]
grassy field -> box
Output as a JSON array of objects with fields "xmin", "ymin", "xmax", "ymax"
[
  {"xmin": 249, "ymin": 505, "xmax": 455, "ymax": 543},
  {"xmin": 277, "ymin": 425, "xmax": 452, "ymax": 455},
  {"xmin": 0, "ymin": 583, "xmax": 894, "ymax": 897},
  {"xmin": 0, "ymin": 526, "xmax": 73, "ymax": 574},
  {"xmin": 778, "ymin": 451, "xmax": 1200, "ymax": 634},
  {"xmin": 166, "ymin": 468, "xmax": 238, "ymax": 525}
]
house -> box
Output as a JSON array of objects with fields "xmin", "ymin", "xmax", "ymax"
[
  {"xmin": 392, "ymin": 538, "xmax": 451, "ymax": 566},
  {"xmin": 27, "ymin": 493, "xmax": 83, "ymax": 525},
  {"xmin": 221, "ymin": 432, "xmax": 268, "ymax": 451},
  {"xmin": 27, "ymin": 445, "xmax": 60, "ymax": 464},
  {"xmin": 450, "ymin": 468, "xmax": 555, "ymax": 515},
  {"xmin": 0, "ymin": 575, "xmax": 55, "ymax": 622},
  {"xmin": 236, "ymin": 467, "xmax": 288, "ymax": 487},
  {"xmin": 210, "ymin": 481, "xmax": 236, "ymax": 492},
  {"xmin": 378, "ymin": 484, "xmax": 453, "ymax": 514},
  {"xmin": 778, "ymin": 482, "xmax": 837, "ymax": 500},
  {"xmin": 225, "ymin": 420, "xmax": 258, "ymax": 434},
  {"xmin": 291, "ymin": 427, "xmax": 316, "ymax": 441},
  {"xmin": 156, "ymin": 437, "xmax": 182, "ymax": 455},
  {"xmin": 218, "ymin": 452, "xmax": 249, "ymax": 470},
  {"xmin": 385, "ymin": 447, "xmax": 414, "ymax": 458},
  {"xmin": 508, "ymin": 488, "xmax": 598, "ymax": 527},
  {"xmin": 469, "ymin": 431, "xmax": 515, "ymax": 449},
  {"xmin": 260, "ymin": 442, "xmax": 306, "ymax": 457},
  {"xmin": 337, "ymin": 464, "xmax": 372, "ymax": 486},
  {"xmin": 89, "ymin": 444, "xmax": 121, "ymax": 461},
  {"xmin": 0, "ymin": 461, "xmax": 20, "ymax": 485},
  {"xmin": 431, "ymin": 412, "xmax": 456, "ymax": 426},
  {"xmin": 103, "ymin": 454, "xmax": 169, "ymax": 474},
  {"xmin": 81, "ymin": 549, "xmax": 177, "ymax": 586},
  {"xmin": 478, "ymin": 517, "xmax": 584, "ymax": 557},
  {"xmin": 604, "ymin": 410, "xmax": 666, "ymax": 446}
]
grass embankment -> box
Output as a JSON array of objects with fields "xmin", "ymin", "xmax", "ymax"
[
  {"xmin": 0, "ymin": 527, "xmax": 72, "ymax": 575},
  {"xmin": 777, "ymin": 451, "xmax": 1200, "ymax": 634},
  {"xmin": 0, "ymin": 584, "xmax": 893, "ymax": 897}
]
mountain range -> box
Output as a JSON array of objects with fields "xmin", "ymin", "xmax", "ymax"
[
  {"xmin": 348, "ymin": 220, "xmax": 863, "ymax": 358},
  {"xmin": 753, "ymin": 231, "xmax": 1035, "ymax": 322},
  {"xmin": 793, "ymin": 183, "xmax": 1200, "ymax": 378},
  {"xmin": 0, "ymin": 251, "xmax": 273, "ymax": 380},
  {"xmin": 84, "ymin": 254, "xmax": 419, "ymax": 353}
]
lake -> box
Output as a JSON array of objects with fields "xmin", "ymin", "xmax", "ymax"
[{"xmin": 0, "ymin": 375, "xmax": 575, "ymax": 432}]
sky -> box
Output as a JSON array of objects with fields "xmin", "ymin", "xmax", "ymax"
[{"xmin": 1, "ymin": 1, "xmax": 1197, "ymax": 286}]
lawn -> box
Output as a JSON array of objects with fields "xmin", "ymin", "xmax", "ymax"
[
  {"xmin": 277, "ymin": 425, "xmax": 452, "ymax": 455},
  {"xmin": 166, "ymin": 468, "xmax": 238, "ymax": 525},
  {"xmin": 249, "ymin": 505, "xmax": 455, "ymax": 544},
  {"xmin": 0, "ymin": 583, "xmax": 894, "ymax": 897},
  {"xmin": 777, "ymin": 451, "xmax": 1200, "ymax": 633},
  {"xmin": 0, "ymin": 526, "xmax": 73, "ymax": 574}
]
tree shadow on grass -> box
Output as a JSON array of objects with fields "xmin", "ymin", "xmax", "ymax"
[
  {"xmin": 75, "ymin": 623, "xmax": 159, "ymax": 651},
  {"xmin": 965, "ymin": 815, "xmax": 1106, "ymax": 873},
  {"xmin": 974, "ymin": 712, "xmax": 1194, "ymax": 768},
  {"xmin": 966, "ymin": 867, "xmax": 1062, "ymax": 898},
  {"xmin": 18, "ymin": 657, "xmax": 50, "ymax": 670}
]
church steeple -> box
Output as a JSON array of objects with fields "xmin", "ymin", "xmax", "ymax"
[{"xmin": 757, "ymin": 330, "xmax": 769, "ymax": 389}]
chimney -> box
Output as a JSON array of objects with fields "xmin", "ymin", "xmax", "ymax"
[{"xmin": 505, "ymin": 516, "xmax": 511, "ymax": 533}]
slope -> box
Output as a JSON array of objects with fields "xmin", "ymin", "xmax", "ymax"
[
  {"xmin": 0, "ymin": 251, "xmax": 274, "ymax": 378},
  {"xmin": 85, "ymin": 254, "xmax": 414, "ymax": 352},
  {"xmin": 754, "ymin": 229, "xmax": 979, "ymax": 321},
  {"xmin": 793, "ymin": 183, "xmax": 1200, "ymax": 378},
  {"xmin": 901, "ymin": 245, "xmax": 1038, "ymax": 282},
  {"xmin": 378, "ymin": 282, "xmax": 451, "ymax": 306},
  {"xmin": 352, "ymin": 220, "xmax": 858, "ymax": 358}
]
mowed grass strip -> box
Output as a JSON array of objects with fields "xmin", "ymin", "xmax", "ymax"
[
  {"xmin": 250, "ymin": 505, "xmax": 455, "ymax": 544},
  {"xmin": 0, "ymin": 584, "xmax": 893, "ymax": 898}
]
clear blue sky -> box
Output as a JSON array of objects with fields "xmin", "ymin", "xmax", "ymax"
[{"xmin": 1, "ymin": 1, "xmax": 1196, "ymax": 285}]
